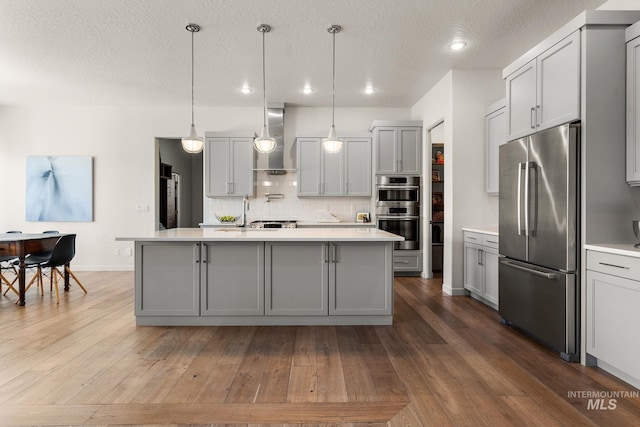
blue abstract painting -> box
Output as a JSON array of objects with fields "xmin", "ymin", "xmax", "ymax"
[{"xmin": 26, "ymin": 156, "xmax": 93, "ymax": 222}]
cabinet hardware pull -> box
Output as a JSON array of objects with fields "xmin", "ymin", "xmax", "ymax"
[
  {"xmin": 487, "ymin": 240, "xmax": 498, "ymax": 244},
  {"xmin": 530, "ymin": 107, "xmax": 536, "ymax": 129},
  {"xmin": 598, "ymin": 262, "xmax": 629, "ymax": 269},
  {"xmin": 395, "ymin": 260, "xmax": 409, "ymax": 264},
  {"xmin": 330, "ymin": 244, "xmax": 337, "ymax": 263},
  {"xmin": 536, "ymin": 105, "xmax": 540, "ymax": 126}
]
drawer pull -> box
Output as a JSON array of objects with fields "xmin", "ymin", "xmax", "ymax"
[
  {"xmin": 395, "ymin": 260, "xmax": 409, "ymax": 264},
  {"xmin": 467, "ymin": 237, "xmax": 477, "ymax": 240},
  {"xmin": 486, "ymin": 240, "xmax": 498, "ymax": 244},
  {"xmin": 598, "ymin": 262, "xmax": 630, "ymax": 270}
]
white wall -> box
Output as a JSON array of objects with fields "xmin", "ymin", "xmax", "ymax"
[
  {"xmin": 598, "ymin": 0, "xmax": 640, "ymax": 10},
  {"xmin": 411, "ymin": 70, "xmax": 504, "ymax": 294},
  {"xmin": 0, "ymin": 105, "xmax": 408, "ymax": 270}
]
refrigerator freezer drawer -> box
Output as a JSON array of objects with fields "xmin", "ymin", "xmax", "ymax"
[{"xmin": 499, "ymin": 258, "xmax": 578, "ymax": 361}]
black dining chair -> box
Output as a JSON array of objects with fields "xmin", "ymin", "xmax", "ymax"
[
  {"xmin": 0, "ymin": 256, "xmax": 19, "ymax": 297},
  {"xmin": 19, "ymin": 234, "xmax": 87, "ymax": 304},
  {"xmin": 1, "ymin": 230, "xmax": 21, "ymax": 296}
]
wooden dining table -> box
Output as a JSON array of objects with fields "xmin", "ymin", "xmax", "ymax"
[{"xmin": 0, "ymin": 233, "xmax": 69, "ymax": 306}]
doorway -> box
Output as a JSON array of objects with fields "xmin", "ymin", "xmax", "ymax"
[
  {"xmin": 427, "ymin": 121, "xmax": 445, "ymax": 278},
  {"xmin": 156, "ymin": 138, "xmax": 203, "ymax": 230}
]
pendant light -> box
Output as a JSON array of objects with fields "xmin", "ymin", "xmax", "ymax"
[
  {"xmin": 181, "ymin": 23, "xmax": 204, "ymax": 154},
  {"xmin": 253, "ymin": 24, "xmax": 277, "ymax": 154},
  {"xmin": 322, "ymin": 25, "xmax": 343, "ymax": 154}
]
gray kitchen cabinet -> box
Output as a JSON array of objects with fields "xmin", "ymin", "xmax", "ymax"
[
  {"xmin": 329, "ymin": 242, "xmax": 393, "ymax": 315},
  {"xmin": 371, "ymin": 122, "xmax": 422, "ymax": 175},
  {"xmin": 393, "ymin": 250, "xmax": 423, "ymax": 273},
  {"xmin": 296, "ymin": 136, "xmax": 371, "ymax": 196},
  {"xmin": 201, "ymin": 241, "xmax": 264, "ymax": 316},
  {"xmin": 296, "ymin": 137, "xmax": 343, "ymax": 197},
  {"xmin": 344, "ymin": 137, "xmax": 372, "ymax": 196},
  {"xmin": 485, "ymin": 99, "xmax": 507, "ymax": 195},
  {"xmin": 135, "ymin": 241, "xmax": 200, "ymax": 316},
  {"xmin": 265, "ymin": 241, "xmax": 393, "ymax": 317},
  {"xmin": 627, "ymin": 23, "xmax": 640, "ymax": 185},
  {"xmin": 265, "ymin": 242, "xmax": 329, "ymax": 315},
  {"xmin": 505, "ymin": 31, "xmax": 580, "ymax": 140},
  {"xmin": 463, "ymin": 230, "xmax": 499, "ymax": 309},
  {"xmin": 205, "ymin": 136, "xmax": 254, "ymax": 197},
  {"xmin": 586, "ymin": 249, "xmax": 640, "ymax": 388}
]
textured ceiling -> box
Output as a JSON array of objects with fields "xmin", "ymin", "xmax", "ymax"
[{"xmin": 0, "ymin": 0, "xmax": 607, "ymax": 108}]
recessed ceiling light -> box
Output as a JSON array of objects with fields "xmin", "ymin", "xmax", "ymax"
[
  {"xmin": 364, "ymin": 85, "xmax": 376, "ymax": 95},
  {"xmin": 302, "ymin": 85, "xmax": 314, "ymax": 95},
  {"xmin": 448, "ymin": 41, "xmax": 467, "ymax": 51},
  {"xmin": 241, "ymin": 84, "xmax": 252, "ymax": 94}
]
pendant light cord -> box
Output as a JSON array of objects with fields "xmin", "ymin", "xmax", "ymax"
[
  {"xmin": 262, "ymin": 28, "xmax": 267, "ymax": 128},
  {"xmin": 190, "ymin": 28, "xmax": 195, "ymax": 126},
  {"xmin": 331, "ymin": 29, "xmax": 336, "ymax": 127}
]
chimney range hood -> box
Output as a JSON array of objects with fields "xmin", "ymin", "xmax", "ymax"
[{"xmin": 253, "ymin": 102, "xmax": 296, "ymax": 175}]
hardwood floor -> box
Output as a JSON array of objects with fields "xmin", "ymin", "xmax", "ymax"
[{"xmin": 1, "ymin": 271, "xmax": 639, "ymax": 426}]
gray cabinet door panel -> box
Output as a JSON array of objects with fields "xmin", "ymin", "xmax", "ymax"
[
  {"xmin": 136, "ymin": 242, "xmax": 200, "ymax": 316},
  {"xmin": 230, "ymin": 138, "xmax": 254, "ymax": 196},
  {"xmin": 345, "ymin": 138, "xmax": 372, "ymax": 196},
  {"xmin": 201, "ymin": 242, "xmax": 264, "ymax": 316},
  {"xmin": 398, "ymin": 127, "xmax": 421, "ymax": 174},
  {"xmin": 506, "ymin": 60, "xmax": 537, "ymax": 140},
  {"xmin": 322, "ymin": 149, "xmax": 344, "ymax": 196},
  {"xmin": 297, "ymin": 138, "xmax": 322, "ymax": 196},
  {"xmin": 206, "ymin": 138, "xmax": 230, "ymax": 196},
  {"xmin": 329, "ymin": 242, "xmax": 393, "ymax": 315},
  {"xmin": 375, "ymin": 127, "xmax": 398, "ymax": 174},
  {"xmin": 463, "ymin": 242, "xmax": 484, "ymax": 295},
  {"xmin": 265, "ymin": 242, "xmax": 328, "ymax": 315}
]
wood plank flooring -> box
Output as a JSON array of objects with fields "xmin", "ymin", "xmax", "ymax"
[{"xmin": 1, "ymin": 271, "xmax": 639, "ymax": 426}]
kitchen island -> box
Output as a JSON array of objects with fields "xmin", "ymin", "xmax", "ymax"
[{"xmin": 116, "ymin": 228, "xmax": 403, "ymax": 326}]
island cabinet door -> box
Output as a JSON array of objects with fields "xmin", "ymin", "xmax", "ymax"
[
  {"xmin": 201, "ymin": 242, "xmax": 265, "ymax": 316},
  {"xmin": 135, "ymin": 242, "xmax": 200, "ymax": 316},
  {"xmin": 265, "ymin": 242, "xmax": 329, "ymax": 316},
  {"xmin": 328, "ymin": 242, "xmax": 393, "ymax": 315}
]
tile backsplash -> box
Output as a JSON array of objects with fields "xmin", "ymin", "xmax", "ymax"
[{"xmin": 203, "ymin": 173, "xmax": 373, "ymax": 223}]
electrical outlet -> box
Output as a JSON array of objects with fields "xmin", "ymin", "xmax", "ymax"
[
  {"xmin": 136, "ymin": 204, "xmax": 149, "ymax": 212},
  {"xmin": 124, "ymin": 247, "xmax": 132, "ymax": 257},
  {"xmin": 114, "ymin": 248, "xmax": 121, "ymax": 256}
]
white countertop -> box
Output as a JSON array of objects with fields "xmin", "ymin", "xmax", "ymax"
[
  {"xmin": 117, "ymin": 227, "xmax": 404, "ymax": 242},
  {"xmin": 585, "ymin": 243, "xmax": 640, "ymax": 259},
  {"xmin": 199, "ymin": 221, "xmax": 374, "ymax": 228},
  {"xmin": 462, "ymin": 226, "xmax": 499, "ymax": 236}
]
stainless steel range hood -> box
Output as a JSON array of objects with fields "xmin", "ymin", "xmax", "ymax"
[{"xmin": 253, "ymin": 102, "xmax": 295, "ymax": 175}]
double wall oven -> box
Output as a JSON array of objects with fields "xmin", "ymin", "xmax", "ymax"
[{"xmin": 376, "ymin": 176, "xmax": 420, "ymax": 250}]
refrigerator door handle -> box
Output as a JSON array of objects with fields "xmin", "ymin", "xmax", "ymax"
[
  {"xmin": 529, "ymin": 162, "xmax": 537, "ymax": 236},
  {"xmin": 517, "ymin": 162, "xmax": 524, "ymax": 235},
  {"xmin": 500, "ymin": 259, "xmax": 556, "ymax": 279},
  {"xmin": 524, "ymin": 161, "xmax": 530, "ymax": 237}
]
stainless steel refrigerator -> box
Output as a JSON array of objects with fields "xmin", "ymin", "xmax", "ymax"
[{"xmin": 498, "ymin": 122, "xmax": 579, "ymax": 362}]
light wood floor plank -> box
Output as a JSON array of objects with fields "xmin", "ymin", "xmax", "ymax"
[{"xmin": 1, "ymin": 272, "xmax": 639, "ymax": 425}]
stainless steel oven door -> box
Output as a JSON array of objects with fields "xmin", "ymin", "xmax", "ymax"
[
  {"xmin": 377, "ymin": 216, "xmax": 420, "ymax": 250},
  {"xmin": 376, "ymin": 187, "xmax": 420, "ymax": 203}
]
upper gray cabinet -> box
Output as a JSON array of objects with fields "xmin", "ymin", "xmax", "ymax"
[
  {"xmin": 627, "ymin": 22, "xmax": 640, "ymax": 186},
  {"xmin": 205, "ymin": 137, "xmax": 254, "ymax": 197},
  {"xmin": 296, "ymin": 136, "xmax": 371, "ymax": 197},
  {"xmin": 485, "ymin": 99, "xmax": 507, "ymax": 195},
  {"xmin": 505, "ymin": 31, "xmax": 580, "ymax": 140},
  {"xmin": 371, "ymin": 122, "xmax": 422, "ymax": 175}
]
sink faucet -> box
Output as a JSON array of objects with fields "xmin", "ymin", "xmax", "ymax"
[{"xmin": 240, "ymin": 194, "xmax": 250, "ymax": 227}]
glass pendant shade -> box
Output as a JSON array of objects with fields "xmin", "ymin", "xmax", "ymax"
[
  {"xmin": 182, "ymin": 124, "xmax": 204, "ymax": 153},
  {"xmin": 254, "ymin": 124, "xmax": 277, "ymax": 153},
  {"xmin": 322, "ymin": 125, "xmax": 343, "ymax": 153}
]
